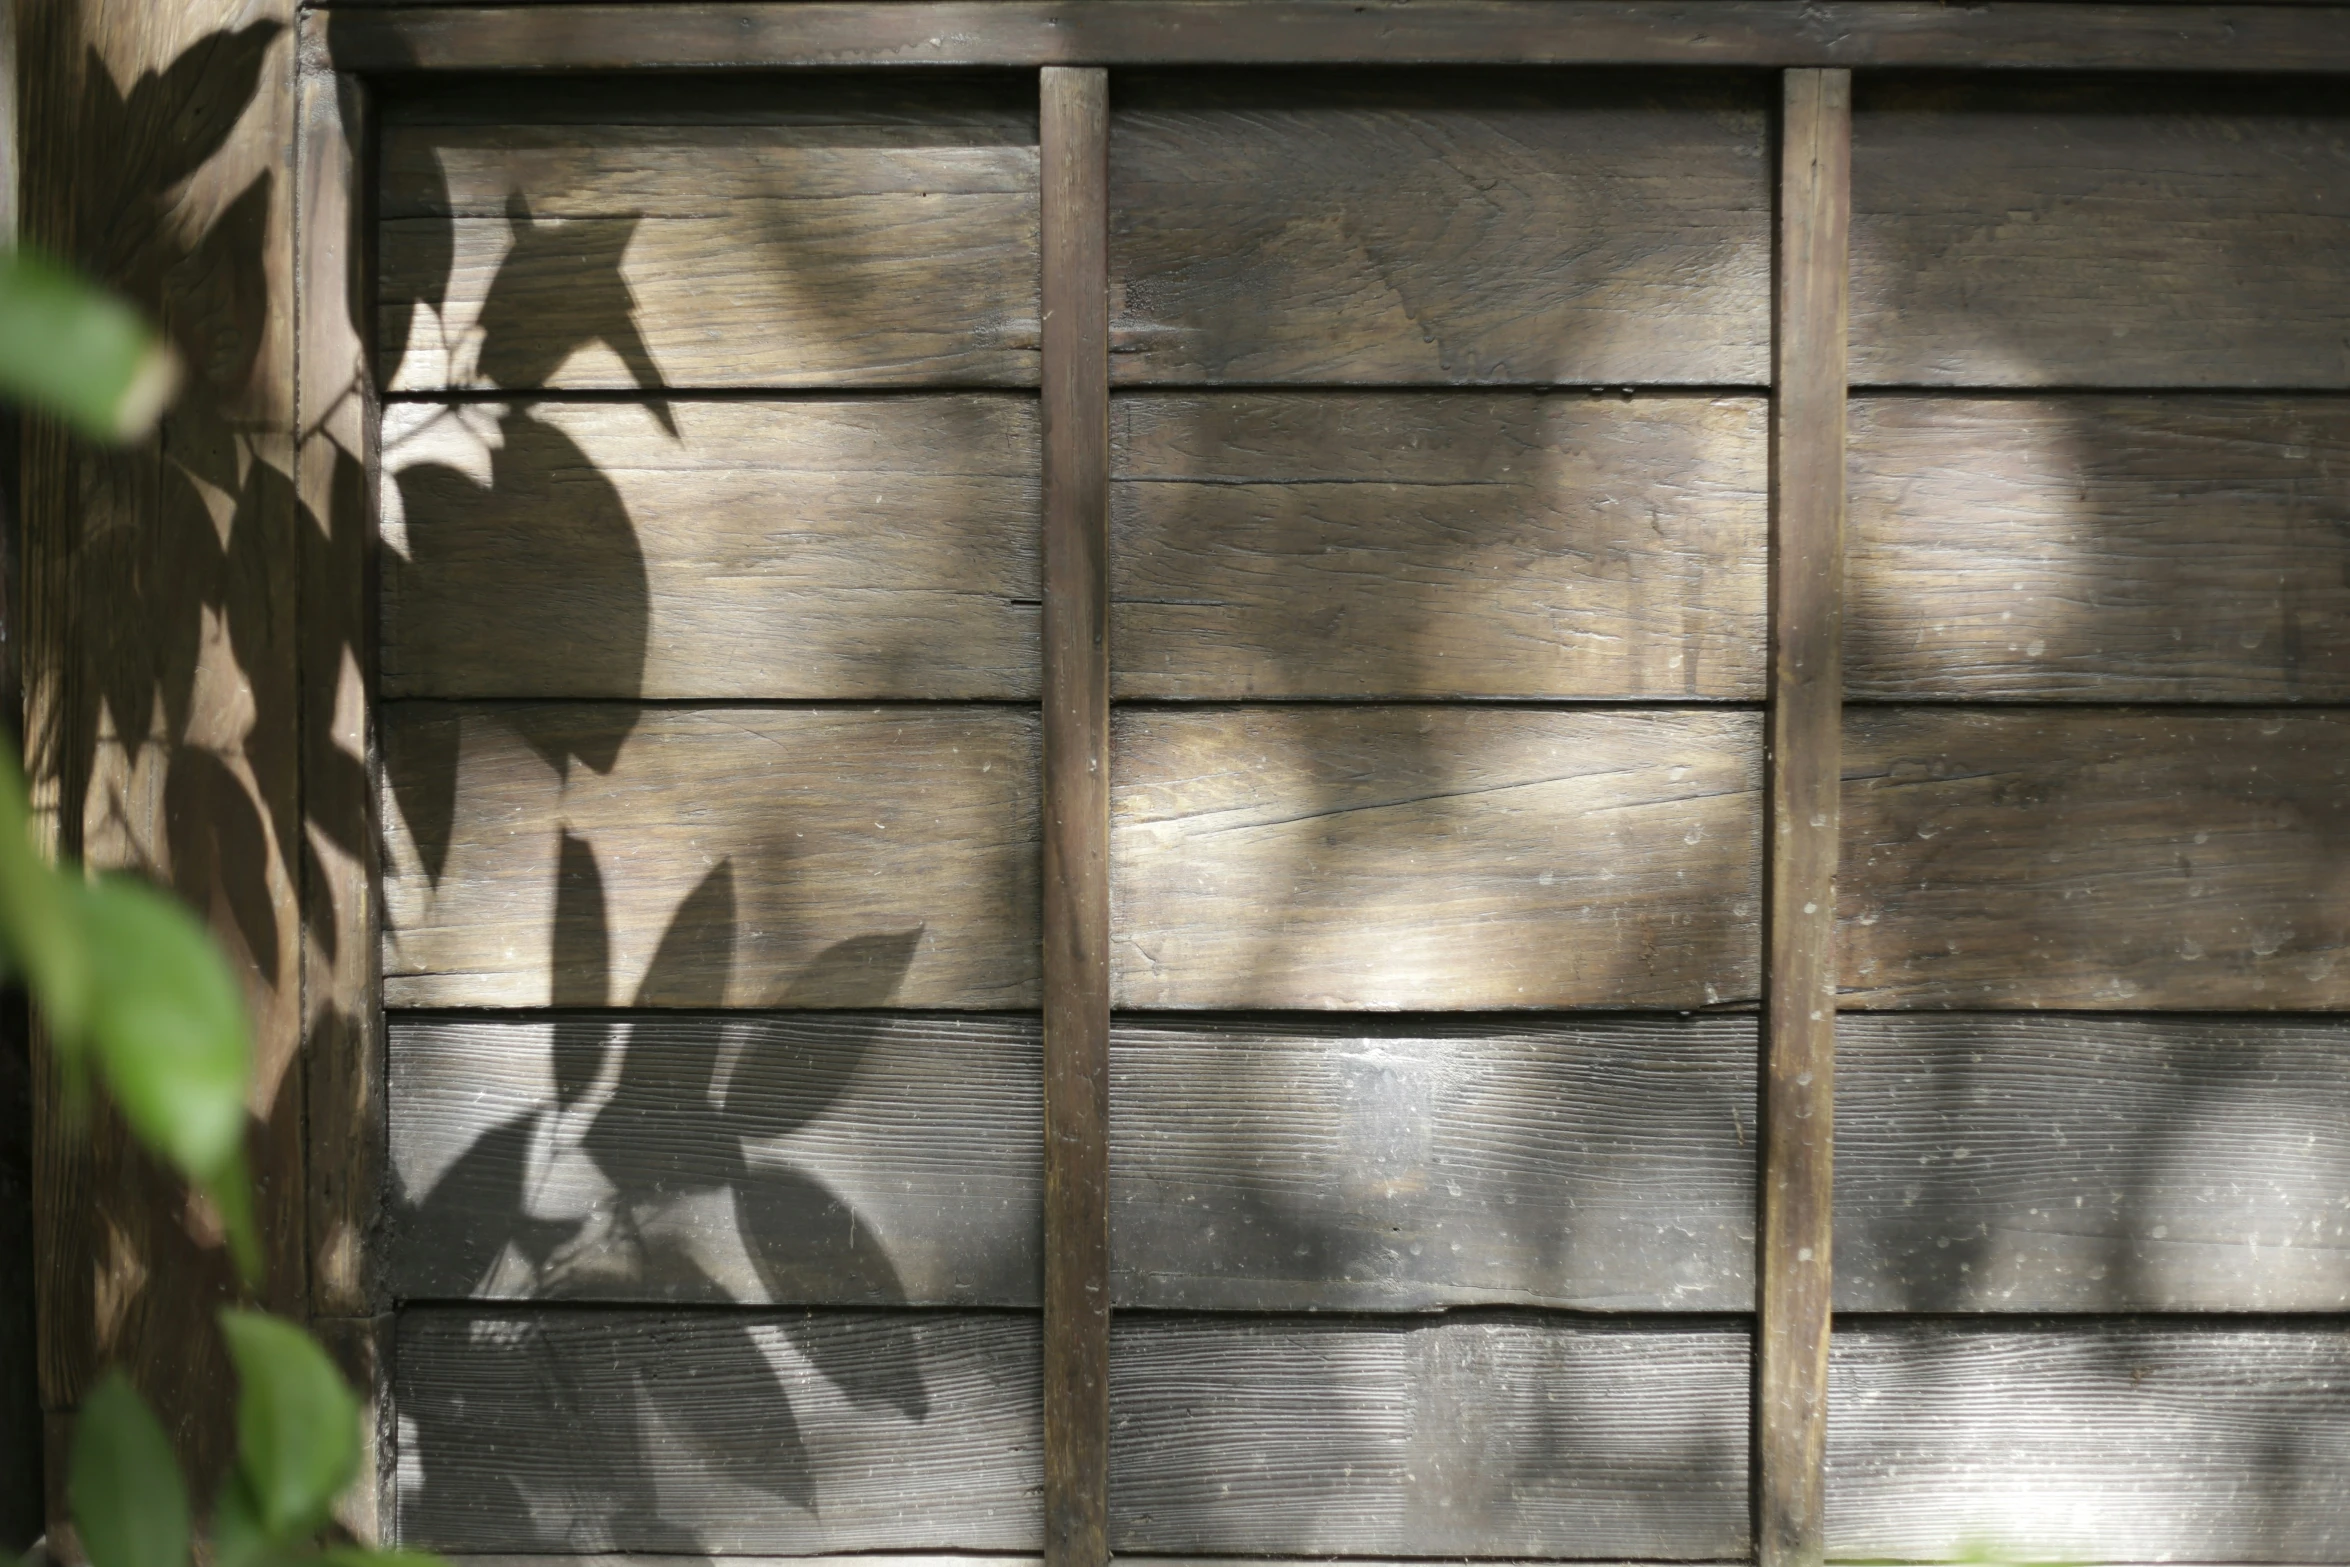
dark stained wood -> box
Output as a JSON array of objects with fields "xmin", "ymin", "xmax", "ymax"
[
  {"xmin": 1111, "ymin": 392, "xmax": 1768, "ymax": 700},
  {"xmin": 379, "ymin": 396, "xmax": 1042, "ymax": 700},
  {"xmin": 395, "ymin": 1306, "xmax": 1045, "ymax": 1552},
  {"xmin": 1852, "ymin": 78, "xmax": 2350, "ymax": 388},
  {"xmin": 311, "ymin": 1314, "xmax": 395, "ymax": 1540},
  {"xmin": 297, "ymin": 58, "xmax": 384, "ymax": 1336},
  {"xmin": 385, "ymin": 1013, "xmax": 1760, "ymax": 1311},
  {"xmin": 1111, "ymin": 707, "xmax": 1762, "ymax": 1010},
  {"xmin": 1039, "ymin": 65, "xmax": 1111, "ymax": 1567},
  {"xmin": 26, "ymin": 0, "xmax": 308, "ymax": 1522},
  {"xmin": 1828, "ymin": 1322, "xmax": 2350, "ymax": 1562},
  {"xmin": 1109, "ymin": 1315, "xmax": 1751, "ymax": 1557},
  {"xmin": 379, "ymin": 705, "xmax": 1040, "ymax": 1009},
  {"xmin": 1759, "ymin": 66, "xmax": 1848, "ymax": 1567},
  {"xmin": 1838, "ymin": 1014, "xmax": 2350, "ymax": 1313},
  {"xmin": 312, "ymin": 4, "xmax": 2350, "ymax": 76},
  {"xmin": 1848, "ymin": 397, "xmax": 2350, "ymax": 702},
  {"xmin": 376, "ymin": 96, "xmax": 1039, "ymax": 391},
  {"xmin": 1109, "ymin": 73, "xmax": 1770, "ymax": 387},
  {"xmin": 1841, "ymin": 708, "xmax": 2350, "ymax": 1009}
]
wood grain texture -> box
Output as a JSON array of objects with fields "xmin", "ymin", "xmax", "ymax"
[
  {"xmin": 380, "ymin": 705, "xmax": 1039, "ymax": 1008},
  {"xmin": 313, "ymin": 4, "xmax": 2350, "ymax": 76},
  {"xmin": 1112, "ymin": 707, "xmax": 1763, "ymax": 1010},
  {"xmin": 1111, "ymin": 392, "xmax": 1767, "ymax": 699},
  {"xmin": 1108, "ymin": 73, "xmax": 1770, "ymax": 386},
  {"xmin": 1841, "ymin": 708, "xmax": 2350, "ymax": 1009},
  {"xmin": 1852, "ymin": 77, "xmax": 2350, "ymax": 388},
  {"xmin": 1827, "ymin": 1321, "xmax": 2350, "ymax": 1562},
  {"xmin": 297, "ymin": 58, "xmax": 385, "ymax": 1331},
  {"xmin": 1848, "ymin": 397, "xmax": 2350, "ymax": 702},
  {"xmin": 395, "ymin": 1307, "xmax": 1045, "ymax": 1552},
  {"xmin": 379, "ymin": 396, "xmax": 1041, "ymax": 700},
  {"xmin": 1838, "ymin": 1014, "xmax": 2350, "ymax": 1313},
  {"xmin": 1759, "ymin": 67, "xmax": 1848, "ymax": 1567},
  {"xmin": 386, "ymin": 1013, "xmax": 1759, "ymax": 1311},
  {"xmin": 1039, "ymin": 68, "xmax": 1112, "ymax": 1567},
  {"xmin": 376, "ymin": 83, "xmax": 1039, "ymax": 391},
  {"xmin": 1109, "ymin": 1315, "xmax": 1750, "ymax": 1558}
]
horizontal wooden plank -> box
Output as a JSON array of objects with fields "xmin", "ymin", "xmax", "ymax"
[
  {"xmin": 1108, "ymin": 74, "xmax": 1770, "ymax": 386},
  {"xmin": 311, "ymin": 4, "xmax": 2350, "ymax": 75},
  {"xmin": 1111, "ymin": 392, "xmax": 1767, "ymax": 699},
  {"xmin": 380, "ymin": 397, "xmax": 1041, "ymax": 700},
  {"xmin": 1110, "ymin": 1315, "xmax": 1750, "ymax": 1557},
  {"xmin": 396, "ymin": 1307, "xmax": 1043, "ymax": 1552},
  {"xmin": 1840, "ymin": 708, "xmax": 2350, "ymax": 1008},
  {"xmin": 1112, "ymin": 707, "xmax": 1763, "ymax": 1009},
  {"xmin": 1838, "ymin": 1014, "xmax": 2350, "ymax": 1312},
  {"xmin": 1848, "ymin": 397, "xmax": 2350, "ymax": 701},
  {"xmin": 1829, "ymin": 1322, "xmax": 2350, "ymax": 1562},
  {"xmin": 378, "ymin": 90, "xmax": 1038, "ymax": 391},
  {"xmin": 398, "ymin": 1310, "xmax": 1748, "ymax": 1557},
  {"xmin": 1852, "ymin": 78, "xmax": 2350, "ymax": 387},
  {"xmin": 387, "ymin": 1013, "xmax": 1757, "ymax": 1310},
  {"xmin": 381, "ymin": 705, "xmax": 1039, "ymax": 1008}
]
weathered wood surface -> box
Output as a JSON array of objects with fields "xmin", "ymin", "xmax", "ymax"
[
  {"xmin": 385, "ymin": 1013, "xmax": 1759, "ymax": 1310},
  {"xmin": 1112, "ymin": 707, "xmax": 1762, "ymax": 1009},
  {"xmin": 1848, "ymin": 397, "xmax": 2350, "ymax": 702},
  {"xmin": 1108, "ymin": 74, "xmax": 1770, "ymax": 386},
  {"xmin": 1840, "ymin": 709, "xmax": 2350, "ymax": 1009},
  {"xmin": 377, "ymin": 82, "xmax": 1039, "ymax": 391},
  {"xmin": 1108, "ymin": 1316, "xmax": 1750, "ymax": 1557},
  {"xmin": 381, "ymin": 706, "xmax": 1040, "ymax": 1008},
  {"xmin": 1038, "ymin": 69, "xmax": 1113, "ymax": 1567},
  {"xmin": 314, "ymin": 4, "xmax": 2350, "ymax": 77},
  {"xmin": 1759, "ymin": 66, "xmax": 1848, "ymax": 1567},
  {"xmin": 1828, "ymin": 1322, "xmax": 2350, "ymax": 1562},
  {"xmin": 397, "ymin": 1309, "xmax": 1750, "ymax": 1558},
  {"xmin": 396, "ymin": 1307, "xmax": 1044, "ymax": 1552},
  {"xmin": 1852, "ymin": 78, "xmax": 2350, "ymax": 388},
  {"xmin": 1110, "ymin": 392, "xmax": 1767, "ymax": 699},
  {"xmin": 379, "ymin": 397, "xmax": 1041, "ymax": 700},
  {"xmin": 1838, "ymin": 1015, "xmax": 2350, "ymax": 1313}
]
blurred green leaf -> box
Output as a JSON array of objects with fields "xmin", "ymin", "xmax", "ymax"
[
  {"xmin": 319, "ymin": 1549, "xmax": 451, "ymax": 1567},
  {"xmin": 69, "ymin": 1373, "xmax": 191, "ymax": 1567},
  {"xmin": 219, "ymin": 1310, "xmax": 361, "ymax": 1539},
  {"xmin": 0, "ymin": 248, "xmax": 180, "ymax": 442},
  {"xmin": 208, "ymin": 1467, "xmax": 272, "ymax": 1567},
  {"xmin": 0, "ymin": 737, "xmax": 93, "ymax": 1051}
]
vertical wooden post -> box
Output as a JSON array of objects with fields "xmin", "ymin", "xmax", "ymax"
[
  {"xmin": 294, "ymin": 46, "xmax": 392, "ymax": 1542},
  {"xmin": 1039, "ymin": 63, "xmax": 1112, "ymax": 1567},
  {"xmin": 1760, "ymin": 65, "xmax": 1850, "ymax": 1567}
]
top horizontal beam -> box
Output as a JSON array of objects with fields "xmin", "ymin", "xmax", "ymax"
[{"xmin": 306, "ymin": 1, "xmax": 2350, "ymax": 75}]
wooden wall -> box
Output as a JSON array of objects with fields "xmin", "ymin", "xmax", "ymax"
[{"xmin": 356, "ymin": 56, "xmax": 2350, "ymax": 1567}]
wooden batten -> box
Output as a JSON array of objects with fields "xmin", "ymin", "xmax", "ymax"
[
  {"xmin": 1039, "ymin": 64, "xmax": 1112, "ymax": 1567},
  {"xmin": 1759, "ymin": 66, "xmax": 1849, "ymax": 1567}
]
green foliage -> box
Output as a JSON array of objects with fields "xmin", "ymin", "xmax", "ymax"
[
  {"xmin": 0, "ymin": 248, "xmax": 180, "ymax": 442},
  {"xmin": 218, "ymin": 1311, "xmax": 363, "ymax": 1539},
  {"xmin": 69, "ymin": 1374, "xmax": 192, "ymax": 1567}
]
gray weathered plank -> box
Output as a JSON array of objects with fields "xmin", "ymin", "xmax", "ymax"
[
  {"xmin": 1108, "ymin": 73, "xmax": 1770, "ymax": 386},
  {"xmin": 1828, "ymin": 1322, "xmax": 2350, "ymax": 1562},
  {"xmin": 311, "ymin": 3, "xmax": 2350, "ymax": 76},
  {"xmin": 1110, "ymin": 392, "xmax": 1767, "ymax": 699},
  {"xmin": 1840, "ymin": 708, "xmax": 2350, "ymax": 1009},
  {"xmin": 379, "ymin": 397, "xmax": 1041, "ymax": 700},
  {"xmin": 1109, "ymin": 1315, "xmax": 1751, "ymax": 1557},
  {"xmin": 1848, "ymin": 397, "xmax": 2350, "ymax": 702},
  {"xmin": 1838, "ymin": 1014, "xmax": 2350, "ymax": 1313},
  {"xmin": 396, "ymin": 1307, "xmax": 1044, "ymax": 1552},
  {"xmin": 1852, "ymin": 78, "xmax": 2350, "ymax": 388},
  {"xmin": 385, "ymin": 1013, "xmax": 1759, "ymax": 1310},
  {"xmin": 380, "ymin": 705, "xmax": 1039, "ymax": 1009},
  {"xmin": 1112, "ymin": 707, "xmax": 1763, "ymax": 1009},
  {"xmin": 378, "ymin": 95, "xmax": 1038, "ymax": 391},
  {"xmin": 396, "ymin": 1310, "xmax": 1751, "ymax": 1558}
]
